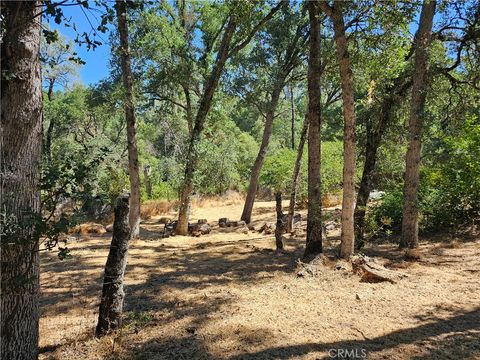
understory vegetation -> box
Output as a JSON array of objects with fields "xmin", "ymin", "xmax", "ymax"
[{"xmin": 1, "ymin": 0, "xmax": 479, "ymax": 358}]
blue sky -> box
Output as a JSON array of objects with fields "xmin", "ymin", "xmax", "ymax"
[
  {"xmin": 46, "ymin": 3, "xmax": 112, "ymax": 86},
  {"xmin": 45, "ymin": 2, "xmax": 451, "ymax": 87}
]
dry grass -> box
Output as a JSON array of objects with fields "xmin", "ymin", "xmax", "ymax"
[
  {"xmin": 322, "ymin": 192, "xmax": 342, "ymax": 208},
  {"xmin": 140, "ymin": 192, "xmax": 244, "ymax": 221},
  {"xmin": 297, "ymin": 193, "xmax": 343, "ymax": 210},
  {"xmin": 69, "ymin": 222, "xmax": 106, "ymax": 235},
  {"xmin": 40, "ymin": 200, "xmax": 480, "ymax": 360},
  {"xmin": 140, "ymin": 199, "xmax": 178, "ymax": 220},
  {"xmin": 192, "ymin": 191, "xmax": 244, "ymax": 208}
]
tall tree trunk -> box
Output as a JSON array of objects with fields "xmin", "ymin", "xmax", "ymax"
[
  {"xmin": 177, "ymin": 18, "xmax": 237, "ymax": 235},
  {"xmin": 96, "ymin": 195, "xmax": 131, "ymax": 336},
  {"xmin": 320, "ymin": 1, "xmax": 356, "ymax": 258},
  {"xmin": 354, "ymin": 114, "xmax": 381, "ymax": 249},
  {"xmin": 241, "ymin": 82, "xmax": 284, "ymax": 224},
  {"xmin": 304, "ymin": 1, "xmax": 323, "ymax": 258},
  {"xmin": 400, "ymin": 0, "xmax": 436, "ymax": 249},
  {"xmin": 354, "ymin": 76, "xmax": 412, "ymax": 248},
  {"xmin": 290, "ymin": 85, "xmax": 295, "ymax": 150},
  {"xmin": 116, "ymin": 0, "xmax": 141, "ymax": 239},
  {"xmin": 177, "ymin": 4, "xmax": 283, "ymax": 233},
  {"xmin": 44, "ymin": 79, "xmax": 55, "ymax": 161},
  {"xmin": 274, "ymin": 191, "xmax": 284, "ymax": 250},
  {"xmin": 240, "ymin": 25, "xmax": 305, "ymax": 224},
  {"xmin": 286, "ymin": 115, "xmax": 309, "ymax": 233},
  {"xmin": 1, "ymin": 2, "xmax": 42, "ymax": 358}
]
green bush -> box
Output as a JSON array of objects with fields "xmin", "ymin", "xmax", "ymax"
[
  {"xmin": 260, "ymin": 141, "xmax": 344, "ymax": 202},
  {"xmin": 149, "ymin": 182, "xmax": 177, "ymax": 201},
  {"xmin": 98, "ymin": 166, "xmax": 130, "ymax": 204},
  {"xmin": 260, "ymin": 148, "xmax": 296, "ymax": 192},
  {"xmin": 373, "ymin": 189, "xmax": 403, "ymax": 231},
  {"xmin": 367, "ymin": 115, "xmax": 480, "ymax": 236},
  {"xmin": 320, "ymin": 141, "xmax": 345, "ymax": 194},
  {"xmin": 422, "ymin": 114, "xmax": 480, "ymax": 230}
]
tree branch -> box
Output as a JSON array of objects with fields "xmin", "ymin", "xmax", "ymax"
[{"xmin": 228, "ymin": 1, "xmax": 286, "ymax": 57}]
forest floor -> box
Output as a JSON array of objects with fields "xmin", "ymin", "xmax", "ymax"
[{"xmin": 39, "ymin": 200, "xmax": 480, "ymax": 360}]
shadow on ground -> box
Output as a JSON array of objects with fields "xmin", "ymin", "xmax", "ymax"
[{"xmin": 128, "ymin": 307, "xmax": 480, "ymax": 360}]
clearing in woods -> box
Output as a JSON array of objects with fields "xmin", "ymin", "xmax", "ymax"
[{"xmin": 39, "ymin": 200, "xmax": 480, "ymax": 359}]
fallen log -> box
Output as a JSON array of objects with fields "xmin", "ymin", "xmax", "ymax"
[{"xmin": 352, "ymin": 255, "xmax": 408, "ymax": 284}]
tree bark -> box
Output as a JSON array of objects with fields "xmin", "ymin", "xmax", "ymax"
[
  {"xmin": 304, "ymin": 1, "xmax": 323, "ymax": 258},
  {"xmin": 400, "ymin": 0, "xmax": 436, "ymax": 249},
  {"xmin": 354, "ymin": 75, "xmax": 412, "ymax": 248},
  {"xmin": 176, "ymin": 17, "xmax": 237, "ymax": 235},
  {"xmin": 320, "ymin": 1, "xmax": 357, "ymax": 258},
  {"xmin": 176, "ymin": 5, "xmax": 283, "ymax": 233},
  {"xmin": 290, "ymin": 85, "xmax": 295, "ymax": 150},
  {"xmin": 241, "ymin": 82, "xmax": 284, "ymax": 224},
  {"xmin": 240, "ymin": 24, "xmax": 304, "ymax": 225},
  {"xmin": 1, "ymin": 2, "xmax": 42, "ymax": 358},
  {"xmin": 354, "ymin": 111, "xmax": 382, "ymax": 249},
  {"xmin": 143, "ymin": 164, "xmax": 152, "ymax": 199},
  {"xmin": 275, "ymin": 192, "xmax": 284, "ymax": 250},
  {"xmin": 44, "ymin": 78, "xmax": 55, "ymax": 161},
  {"xmin": 182, "ymin": 84, "xmax": 193, "ymax": 137},
  {"xmin": 116, "ymin": 0, "xmax": 141, "ymax": 239},
  {"xmin": 286, "ymin": 115, "xmax": 309, "ymax": 233},
  {"xmin": 96, "ymin": 195, "xmax": 131, "ymax": 336}
]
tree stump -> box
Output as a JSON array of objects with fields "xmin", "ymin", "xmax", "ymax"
[
  {"xmin": 96, "ymin": 195, "xmax": 131, "ymax": 337},
  {"xmin": 351, "ymin": 254, "xmax": 408, "ymax": 284}
]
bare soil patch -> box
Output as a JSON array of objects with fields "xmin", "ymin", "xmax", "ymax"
[{"xmin": 39, "ymin": 201, "xmax": 480, "ymax": 359}]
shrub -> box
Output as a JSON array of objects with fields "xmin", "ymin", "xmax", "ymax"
[
  {"xmin": 151, "ymin": 181, "xmax": 177, "ymax": 201},
  {"xmin": 260, "ymin": 148, "xmax": 296, "ymax": 193},
  {"xmin": 368, "ymin": 113, "xmax": 480, "ymax": 237},
  {"xmin": 422, "ymin": 115, "xmax": 480, "ymax": 230}
]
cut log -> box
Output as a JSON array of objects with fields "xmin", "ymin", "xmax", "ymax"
[
  {"xmin": 218, "ymin": 218, "xmax": 229, "ymax": 227},
  {"xmin": 351, "ymin": 255, "xmax": 408, "ymax": 284},
  {"xmin": 198, "ymin": 223, "xmax": 211, "ymax": 235},
  {"xmin": 186, "ymin": 222, "xmax": 212, "ymax": 236},
  {"xmin": 359, "ymin": 263, "xmax": 408, "ymax": 284}
]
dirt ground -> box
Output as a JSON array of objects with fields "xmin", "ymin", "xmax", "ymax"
[{"xmin": 39, "ymin": 200, "xmax": 480, "ymax": 360}]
